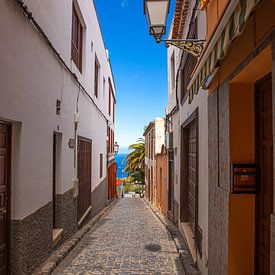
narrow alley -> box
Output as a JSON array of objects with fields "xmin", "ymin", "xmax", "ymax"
[
  {"xmin": 52, "ymin": 198, "xmax": 185, "ymax": 274},
  {"xmin": 1, "ymin": 0, "xmax": 275, "ymax": 274}
]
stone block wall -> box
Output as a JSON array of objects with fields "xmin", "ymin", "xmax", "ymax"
[
  {"xmin": 55, "ymin": 188, "xmax": 78, "ymax": 240},
  {"xmin": 208, "ymin": 83, "xmax": 230, "ymax": 274},
  {"xmin": 90, "ymin": 177, "xmax": 108, "ymax": 218},
  {"xmin": 11, "ymin": 202, "xmax": 53, "ymax": 275}
]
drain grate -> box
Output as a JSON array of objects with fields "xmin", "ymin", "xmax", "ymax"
[{"xmin": 144, "ymin": 243, "xmax": 162, "ymax": 252}]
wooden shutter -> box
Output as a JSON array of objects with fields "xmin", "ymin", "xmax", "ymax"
[
  {"xmin": 109, "ymin": 85, "xmax": 112, "ymax": 115},
  {"xmin": 94, "ymin": 59, "xmax": 99, "ymax": 97},
  {"xmin": 187, "ymin": 119, "xmax": 198, "ymax": 234},
  {"xmin": 71, "ymin": 5, "xmax": 82, "ymax": 72},
  {"xmin": 100, "ymin": 154, "xmax": 103, "ymax": 178},
  {"xmin": 180, "ymin": 19, "xmax": 198, "ymax": 102}
]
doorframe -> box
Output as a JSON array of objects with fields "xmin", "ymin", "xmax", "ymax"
[
  {"xmin": 254, "ymin": 72, "xmax": 273, "ymax": 273},
  {"xmin": 53, "ymin": 132, "xmax": 57, "ymax": 229},
  {"xmin": 0, "ymin": 121, "xmax": 12, "ymax": 273},
  {"xmin": 77, "ymin": 135, "xmax": 92, "ymax": 224},
  {"xmin": 52, "ymin": 131, "xmax": 62, "ymax": 229},
  {"xmin": 180, "ymin": 108, "xmax": 199, "ymax": 256}
]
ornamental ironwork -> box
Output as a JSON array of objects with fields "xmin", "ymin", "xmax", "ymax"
[{"xmin": 164, "ymin": 39, "xmax": 205, "ymax": 57}]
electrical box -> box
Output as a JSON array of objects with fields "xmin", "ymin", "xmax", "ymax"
[
  {"xmin": 231, "ymin": 163, "xmax": 256, "ymax": 194},
  {"xmin": 74, "ymin": 112, "xmax": 79, "ymax": 124}
]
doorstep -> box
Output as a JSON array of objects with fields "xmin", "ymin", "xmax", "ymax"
[
  {"xmin": 180, "ymin": 223, "xmax": 196, "ymax": 262},
  {"xmin": 144, "ymin": 199, "xmax": 199, "ymax": 275},
  {"xmin": 53, "ymin": 228, "xmax": 63, "ymax": 247}
]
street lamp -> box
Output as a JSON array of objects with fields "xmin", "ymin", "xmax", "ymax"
[
  {"xmin": 144, "ymin": 0, "xmax": 170, "ymax": 43},
  {"xmin": 143, "ymin": 0, "xmax": 205, "ymax": 57},
  {"xmin": 114, "ymin": 142, "xmax": 119, "ymax": 155}
]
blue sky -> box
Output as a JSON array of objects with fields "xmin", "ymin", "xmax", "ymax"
[{"xmin": 94, "ymin": 0, "xmax": 175, "ymax": 152}]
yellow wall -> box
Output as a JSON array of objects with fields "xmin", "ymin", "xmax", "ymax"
[
  {"xmin": 206, "ymin": 0, "xmax": 230, "ymax": 39},
  {"xmin": 228, "ymin": 195, "xmax": 255, "ymax": 275},
  {"xmin": 228, "ymin": 83, "xmax": 255, "ymax": 275},
  {"xmin": 209, "ymin": 0, "xmax": 275, "ymax": 93},
  {"xmin": 204, "ymin": 1, "xmax": 274, "ymax": 273},
  {"xmin": 229, "ymin": 83, "xmax": 255, "ymax": 163}
]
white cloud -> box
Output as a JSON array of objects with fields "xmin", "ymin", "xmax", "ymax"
[{"xmin": 121, "ymin": 0, "xmax": 128, "ymax": 7}]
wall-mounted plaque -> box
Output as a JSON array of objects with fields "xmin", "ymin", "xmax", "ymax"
[{"xmin": 231, "ymin": 163, "xmax": 257, "ymax": 194}]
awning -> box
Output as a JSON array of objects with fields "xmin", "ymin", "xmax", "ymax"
[{"xmin": 188, "ymin": 0, "xmax": 260, "ymax": 103}]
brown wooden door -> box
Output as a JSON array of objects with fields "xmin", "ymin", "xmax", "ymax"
[
  {"xmin": 187, "ymin": 119, "xmax": 198, "ymax": 234},
  {"xmin": 53, "ymin": 133, "xmax": 57, "ymax": 228},
  {"xmin": 0, "ymin": 123, "xmax": 11, "ymax": 274},
  {"xmin": 168, "ymin": 149, "xmax": 174, "ymax": 211},
  {"xmin": 256, "ymin": 73, "xmax": 273, "ymax": 275},
  {"xmin": 77, "ymin": 138, "xmax": 92, "ymax": 222}
]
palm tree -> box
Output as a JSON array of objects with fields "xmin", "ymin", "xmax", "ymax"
[{"xmin": 124, "ymin": 138, "xmax": 145, "ymax": 184}]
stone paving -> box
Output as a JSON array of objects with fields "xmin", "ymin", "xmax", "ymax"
[{"xmin": 53, "ymin": 198, "xmax": 185, "ymax": 274}]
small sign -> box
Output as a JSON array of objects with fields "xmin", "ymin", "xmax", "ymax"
[
  {"xmin": 231, "ymin": 163, "xmax": 257, "ymax": 194},
  {"xmin": 68, "ymin": 138, "xmax": 75, "ymax": 149}
]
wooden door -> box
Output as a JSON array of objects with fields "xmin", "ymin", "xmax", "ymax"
[
  {"xmin": 0, "ymin": 123, "xmax": 11, "ymax": 274},
  {"xmin": 53, "ymin": 133, "xmax": 57, "ymax": 228},
  {"xmin": 159, "ymin": 167, "xmax": 163, "ymax": 209},
  {"xmin": 256, "ymin": 73, "xmax": 273, "ymax": 275},
  {"xmin": 168, "ymin": 149, "xmax": 174, "ymax": 211},
  {"xmin": 77, "ymin": 138, "xmax": 92, "ymax": 222},
  {"xmin": 187, "ymin": 119, "xmax": 198, "ymax": 234}
]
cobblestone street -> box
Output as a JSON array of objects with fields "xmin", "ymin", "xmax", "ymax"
[{"xmin": 53, "ymin": 198, "xmax": 185, "ymax": 274}]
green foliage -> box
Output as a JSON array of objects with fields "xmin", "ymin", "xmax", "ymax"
[
  {"xmin": 123, "ymin": 183, "xmax": 132, "ymax": 193},
  {"xmin": 129, "ymin": 171, "xmax": 145, "ymax": 185},
  {"xmin": 123, "ymin": 183, "xmax": 144, "ymax": 194},
  {"xmin": 133, "ymin": 184, "xmax": 144, "ymax": 194},
  {"xmin": 123, "ymin": 138, "xmax": 145, "ymax": 185}
]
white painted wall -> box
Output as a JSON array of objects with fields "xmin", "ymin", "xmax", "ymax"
[
  {"xmin": 0, "ymin": 0, "xmax": 115, "ymax": 220},
  {"xmin": 155, "ymin": 118, "xmax": 165, "ymax": 154},
  {"xmin": 167, "ymin": 2, "xmax": 208, "ymax": 274}
]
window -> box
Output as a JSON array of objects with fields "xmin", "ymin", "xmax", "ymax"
[
  {"xmin": 107, "ymin": 127, "xmax": 114, "ymax": 154},
  {"xmin": 103, "ymin": 77, "xmax": 106, "ymax": 99},
  {"xmin": 100, "ymin": 154, "xmax": 103, "ymax": 178},
  {"xmin": 107, "ymin": 126, "xmax": 110, "ymax": 154},
  {"xmin": 71, "ymin": 4, "xmax": 83, "ymax": 72},
  {"xmin": 113, "ymin": 100, "xmax": 115, "ymax": 123},
  {"xmin": 94, "ymin": 57, "xmax": 100, "ymax": 98},
  {"xmin": 180, "ymin": 18, "xmax": 198, "ymax": 102},
  {"xmin": 170, "ymin": 53, "xmax": 175, "ymax": 92},
  {"xmin": 180, "ymin": 55, "xmax": 197, "ymax": 102},
  {"xmin": 108, "ymin": 80, "xmax": 113, "ymax": 116}
]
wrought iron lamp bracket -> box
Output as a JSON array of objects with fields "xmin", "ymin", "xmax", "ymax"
[{"xmin": 162, "ymin": 39, "xmax": 205, "ymax": 57}]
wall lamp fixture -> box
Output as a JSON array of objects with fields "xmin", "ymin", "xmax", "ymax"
[{"xmin": 144, "ymin": 0, "xmax": 205, "ymax": 57}]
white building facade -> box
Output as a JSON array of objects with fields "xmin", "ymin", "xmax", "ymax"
[
  {"xmin": 166, "ymin": 1, "xmax": 208, "ymax": 273},
  {"xmin": 0, "ymin": 0, "xmax": 116, "ymax": 273}
]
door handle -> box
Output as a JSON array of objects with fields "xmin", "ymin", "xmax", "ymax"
[{"xmin": 2, "ymin": 209, "xmax": 6, "ymax": 214}]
